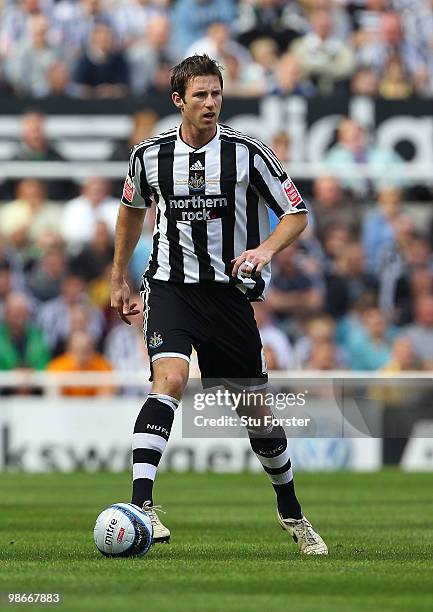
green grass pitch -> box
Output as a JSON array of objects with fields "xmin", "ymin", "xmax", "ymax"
[{"xmin": 1, "ymin": 470, "xmax": 432, "ymax": 612}]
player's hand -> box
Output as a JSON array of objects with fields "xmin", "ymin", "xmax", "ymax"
[
  {"xmin": 110, "ymin": 276, "xmax": 140, "ymax": 325},
  {"xmin": 231, "ymin": 248, "xmax": 274, "ymax": 278}
]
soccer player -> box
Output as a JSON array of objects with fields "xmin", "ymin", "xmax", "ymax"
[{"xmin": 111, "ymin": 55, "xmax": 328, "ymax": 555}]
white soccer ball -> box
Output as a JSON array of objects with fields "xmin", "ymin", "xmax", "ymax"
[{"xmin": 93, "ymin": 503, "xmax": 153, "ymax": 557}]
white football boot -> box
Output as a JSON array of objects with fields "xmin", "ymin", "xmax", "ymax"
[
  {"xmin": 278, "ymin": 512, "xmax": 328, "ymax": 555},
  {"xmin": 142, "ymin": 502, "xmax": 170, "ymax": 544}
]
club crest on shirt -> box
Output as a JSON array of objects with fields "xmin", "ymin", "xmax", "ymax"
[
  {"xmin": 148, "ymin": 331, "xmax": 163, "ymax": 348},
  {"xmin": 122, "ymin": 176, "xmax": 135, "ymax": 202},
  {"xmin": 282, "ymin": 178, "xmax": 302, "ymax": 207},
  {"xmin": 188, "ymin": 173, "xmax": 205, "ymax": 192}
]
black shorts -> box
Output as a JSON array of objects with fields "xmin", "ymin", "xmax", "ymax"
[{"xmin": 141, "ymin": 279, "xmax": 268, "ymax": 388}]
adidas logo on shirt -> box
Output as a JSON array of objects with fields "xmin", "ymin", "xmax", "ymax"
[{"xmin": 190, "ymin": 160, "xmax": 205, "ymax": 171}]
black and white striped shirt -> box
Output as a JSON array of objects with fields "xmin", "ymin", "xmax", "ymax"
[{"xmin": 121, "ymin": 123, "xmax": 307, "ymax": 300}]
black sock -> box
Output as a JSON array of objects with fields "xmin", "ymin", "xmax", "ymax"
[
  {"xmin": 131, "ymin": 393, "xmax": 178, "ymax": 507},
  {"xmin": 248, "ymin": 425, "xmax": 302, "ymax": 520}
]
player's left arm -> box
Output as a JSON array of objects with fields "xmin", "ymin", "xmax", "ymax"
[{"xmin": 232, "ymin": 149, "xmax": 308, "ymax": 277}]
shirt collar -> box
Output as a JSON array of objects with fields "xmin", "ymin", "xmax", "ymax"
[{"xmin": 177, "ymin": 124, "xmax": 220, "ymax": 152}]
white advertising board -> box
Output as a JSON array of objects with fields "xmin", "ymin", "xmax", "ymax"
[{"xmin": 0, "ymin": 399, "xmax": 381, "ymax": 472}]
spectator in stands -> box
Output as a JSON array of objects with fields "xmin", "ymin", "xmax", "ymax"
[
  {"xmin": 127, "ymin": 14, "xmax": 175, "ymax": 96},
  {"xmin": 322, "ymin": 223, "xmax": 353, "ymax": 269},
  {"xmin": 310, "ymin": 175, "xmax": 358, "ymax": 246},
  {"xmin": 26, "ymin": 245, "xmax": 67, "ymax": 302},
  {"xmin": 324, "ymin": 117, "xmax": 404, "ymax": 198},
  {"xmin": 37, "ymin": 274, "xmax": 105, "ymax": 357},
  {"xmin": 73, "ymin": 23, "xmax": 129, "ymax": 98},
  {"xmin": 219, "ymin": 51, "xmax": 266, "ymax": 98},
  {"xmin": 268, "ymin": 52, "xmax": 316, "ymax": 97},
  {"xmin": 374, "ymin": 215, "xmax": 416, "ymax": 323},
  {"xmin": 346, "ymin": 307, "xmax": 395, "ymax": 370},
  {"xmin": 348, "ymin": 0, "xmax": 390, "ymax": 55},
  {"xmin": 111, "ymin": 109, "xmax": 159, "ymax": 162},
  {"xmin": 253, "ymin": 301, "xmax": 296, "ymax": 370},
  {"xmin": 47, "ymin": 330, "xmax": 114, "ymax": 397},
  {"xmin": 8, "ymin": 111, "xmax": 74, "ymax": 201},
  {"xmin": 406, "ymin": 267, "xmax": 433, "ymax": 318},
  {"xmin": 0, "ymin": 0, "xmax": 48, "ymax": 60},
  {"xmin": 69, "ymin": 220, "xmax": 114, "ymax": 282},
  {"xmin": 0, "ymin": 244, "xmax": 26, "ymax": 295},
  {"xmin": 13, "ymin": 111, "xmax": 63, "ymax": 162},
  {"xmin": 110, "ymin": 109, "xmax": 159, "ymax": 196},
  {"xmin": 46, "ymin": 61, "xmax": 76, "ymax": 98},
  {"xmin": 402, "ymin": 295, "xmax": 433, "ymax": 369},
  {"xmin": 381, "ymin": 337, "xmax": 418, "ymax": 372},
  {"xmin": 362, "ymin": 186, "xmax": 404, "ymax": 275},
  {"xmin": 0, "ymin": 292, "xmax": 50, "ymax": 371},
  {"xmin": 0, "ymin": 259, "xmax": 13, "ymax": 322},
  {"xmin": 350, "ymin": 66, "xmax": 380, "ymax": 97},
  {"xmin": 247, "ymin": 37, "xmax": 280, "ymax": 86},
  {"xmin": 270, "ymin": 131, "xmax": 290, "ymax": 164},
  {"xmin": 145, "ymin": 56, "xmax": 173, "ymax": 95},
  {"xmin": 379, "ymin": 53, "xmax": 414, "ymax": 100},
  {"xmin": 290, "ymin": 8, "xmax": 356, "ymax": 95},
  {"xmin": 170, "ymin": 0, "xmax": 235, "ymax": 56},
  {"xmin": 306, "ymin": 340, "xmax": 340, "ymax": 371},
  {"xmin": 267, "ymin": 245, "xmax": 323, "ymax": 334},
  {"xmin": 85, "ymin": 261, "xmax": 111, "ymax": 312},
  {"xmin": 403, "ymin": 234, "xmax": 433, "ymax": 272},
  {"xmin": 295, "ymin": 315, "xmax": 347, "ymax": 369},
  {"xmin": 325, "ymin": 242, "xmax": 377, "ymax": 319},
  {"xmin": 371, "ymin": 335, "xmax": 419, "ymax": 406},
  {"xmin": 51, "ymin": 0, "xmax": 114, "ymax": 65},
  {"xmin": 60, "ymin": 176, "xmax": 118, "ymax": 246},
  {"xmin": 335, "ymin": 290, "xmax": 377, "ymax": 353},
  {"xmin": 186, "ymin": 21, "xmax": 250, "ymax": 68},
  {"xmin": 235, "ymin": 0, "xmax": 306, "ymax": 52},
  {"xmin": 109, "ymin": 0, "xmax": 165, "ymax": 48},
  {"xmin": 4, "ymin": 14, "xmax": 59, "ymax": 97},
  {"xmin": 355, "ymin": 11, "xmax": 427, "ymax": 95},
  {"xmin": 0, "ymin": 179, "xmax": 61, "ymax": 245}
]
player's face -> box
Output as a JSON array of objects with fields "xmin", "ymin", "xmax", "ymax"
[{"xmin": 178, "ymin": 75, "xmax": 222, "ymax": 132}]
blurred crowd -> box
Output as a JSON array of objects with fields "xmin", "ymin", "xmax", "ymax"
[
  {"xmin": 1, "ymin": 0, "xmax": 433, "ymax": 99},
  {"xmin": 1, "ymin": 109, "xmax": 433, "ymax": 396},
  {"xmin": 1, "ymin": 0, "xmax": 433, "ymax": 396}
]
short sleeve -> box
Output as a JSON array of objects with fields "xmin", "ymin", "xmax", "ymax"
[
  {"xmin": 121, "ymin": 147, "xmax": 153, "ymax": 209},
  {"xmin": 251, "ymin": 148, "xmax": 307, "ymax": 219}
]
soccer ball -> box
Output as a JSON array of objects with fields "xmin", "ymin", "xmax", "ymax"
[{"xmin": 93, "ymin": 503, "xmax": 153, "ymax": 557}]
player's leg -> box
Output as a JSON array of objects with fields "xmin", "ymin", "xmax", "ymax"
[
  {"xmin": 237, "ymin": 400, "xmax": 326, "ymax": 554},
  {"xmin": 198, "ymin": 285, "xmax": 327, "ymax": 554},
  {"xmin": 131, "ymin": 279, "xmax": 193, "ymax": 542},
  {"xmin": 238, "ymin": 401, "xmax": 302, "ymax": 520},
  {"xmin": 131, "ymin": 357, "xmax": 188, "ymax": 509},
  {"xmin": 131, "ymin": 356, "xmax": 189, "ymax": 543},
  {"xmin": 197, "ymin": 285, "xmax": 302, "ymax": 516}
]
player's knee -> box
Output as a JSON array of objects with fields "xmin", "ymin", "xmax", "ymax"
[{"xmin": 152, "ymin": 362, "xmax": 188, "ymax": 398}]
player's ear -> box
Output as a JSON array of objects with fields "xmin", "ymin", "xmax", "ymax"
[{"xmin": 172, "ymin": 92, "xmax": 184, "ymax": 111}]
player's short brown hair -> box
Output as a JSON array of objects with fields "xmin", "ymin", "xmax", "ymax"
[{"xmin": 171, "ymin": 54, "xmax": 223, "ymax": 99}]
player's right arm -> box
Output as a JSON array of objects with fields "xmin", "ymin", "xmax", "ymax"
[
  {"xmin": 111, "ymin": 146, "xmax": 153, "ymax": 324},
  {"xmin": 111, "ymin": 204, "xmax": 146, "ymax": 324}
]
